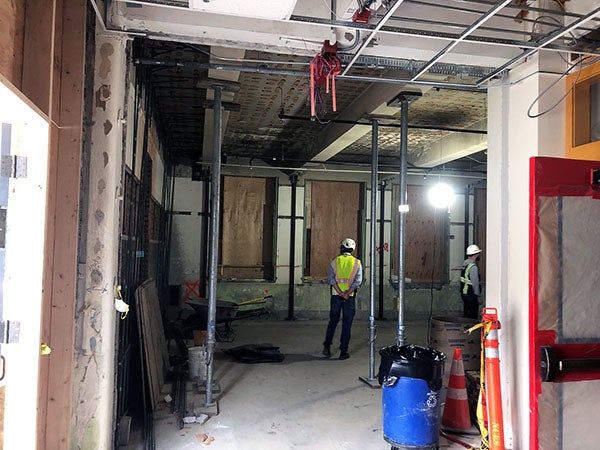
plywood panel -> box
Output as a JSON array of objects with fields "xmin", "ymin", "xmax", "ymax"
[
  {"xmin": 22, "ymin": 0, "xmax": 54, "ymax": 114},
  {"xmin": 221, "ymin": 176, "xmax": 274, "ymax": 279},
  {"xmin": 405, "ymin": 186, "xmax": 447, "ymax": 283},
  {"xmin": 392, "ymin": 185, "xmax": 448, "ymax": 283},
  {"xmin": 136, "ymin": 279, "xmax": 170, "ymax": 410},
  {"xmin": 309, "ymin": 181, "xmax": 360, "ymax": 279},
  {"xmin": 0, "ymin": 0, "xmax": 25, "ymax": 88},
  {"xmin": 222, "ymin": 176, "xmax": 265, "ymax": 266}
]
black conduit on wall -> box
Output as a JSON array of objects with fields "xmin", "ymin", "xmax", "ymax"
[{"xmin": 287, "ymin": 174, "xmax": 298, "ymax": 321}]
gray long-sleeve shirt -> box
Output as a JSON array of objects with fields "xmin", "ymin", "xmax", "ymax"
[
  {"xmin": 462, "ymin": 258, "xmax": 480, "ymax": 296},
  {"xmin": 327, "ymin": 252, "xmax": 363, "ymax": 291}
]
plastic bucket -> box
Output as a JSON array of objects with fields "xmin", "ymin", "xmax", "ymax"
[
  {"xmin": 188, "ymin": 346, "xmax": 207, "ymax": 380},
  {"xmin": 379, "ymin": 345, "xmax": 446, "ymax": 449}
]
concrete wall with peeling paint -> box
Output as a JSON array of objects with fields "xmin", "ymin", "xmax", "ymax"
[{"xmin": 71, "ymin": 32, "xmax": 128, "ymax": 450}]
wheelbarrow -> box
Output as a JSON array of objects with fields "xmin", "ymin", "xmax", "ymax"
[{"xmin": 186, "ymin": 295, "xmax": 272, "ymax": 342}]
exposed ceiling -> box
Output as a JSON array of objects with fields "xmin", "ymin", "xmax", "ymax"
[{"xmin": 95, "ymin": 0, "xmax": 600, "ymax": 174}]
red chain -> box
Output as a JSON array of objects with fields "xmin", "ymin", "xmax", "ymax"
[{"xmin": 310, "ymin": 41, "xmax": 342, "ymax": 117}]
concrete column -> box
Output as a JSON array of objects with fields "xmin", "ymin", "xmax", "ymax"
[
  {"xmin": 71, "ymin": 31, "xmax": 128, "ymax": 449},
  {"xmin": 487, "ymin": 52, "xmax": 565, "ymax": 449}
]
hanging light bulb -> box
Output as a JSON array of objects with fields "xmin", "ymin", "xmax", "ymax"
[{"xmin": 428, "ymin": 182, "xmax": 455, "ymax": 209}]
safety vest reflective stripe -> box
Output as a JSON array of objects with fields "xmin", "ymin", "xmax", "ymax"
[
  {"xmin": 461, "ymin": 262, "xmax": 475, "ymax": 294},
  {"xmin": 333, "ymin": 255, "xmax": 359, "ymax": 295}
]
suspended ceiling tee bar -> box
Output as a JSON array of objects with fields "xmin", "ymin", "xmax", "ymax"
[
  {"xmin": 410, "ymin": 0, "xmax": 513, "ymax": 82},
  {"xmin": 288, "ymin": 15, "xmax": 598, "ymax": 57},
  {"xmin": 478, "ymin": 6, "xmax": 600, "ymax": 86},
  {"xmin": 341, "ymin": 0, "xmax": 406, "ymax": 76},
  {"xmin": 404, "ymin": 0, "xmax": 594, "ymax": 27},
  {"xmin": 460, "ymin": 0, "xmax": 600, "ymax": 22}
]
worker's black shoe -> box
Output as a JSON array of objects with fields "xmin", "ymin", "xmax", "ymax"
[
  {"xmin": 339, "ymin": 351, "xmax": 350, "ymax": 360},
  {"xmin": 322, "ymin": 346, "xmax": 331, "ymax": 358}
]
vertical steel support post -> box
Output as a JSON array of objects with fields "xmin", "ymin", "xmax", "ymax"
[
  {"xmin": 359, "ymin": 120, "xmax": 380, "ymax": 388},
  {"xmin": 287, "ymin": 174, "xmax": 298, "ymax": 321},
  {"xmin": 464, "ymin": 185, "xmax": 470, "ymax": 250},
  {"xmin": 368, "ymin": 120, "xmax": 378, "ymax": 379},
  {"xmin": 397, "ymin": 98, "xmax": 409, "ymax": 346},
  {"xmin": 205, "ymin": 85, "xmax": 223, "ymax": 406},
  {"xmin": 378, "ymin": 180, "xmax": 386, "ymax": 320}
]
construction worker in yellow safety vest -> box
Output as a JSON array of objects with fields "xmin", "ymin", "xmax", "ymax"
[
  {"xmin": 460, "ymin": 244, "xmax": 482, "ymax": 319},
  {"xmin": 322, "ymin": 238, "xmax": 363, "ymax": 360}
]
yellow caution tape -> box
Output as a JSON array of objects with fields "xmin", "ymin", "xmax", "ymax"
[
  {"xmin": 40, "ymin": 343, "xmax": 52, "ymax": 355},
  {"xmin": 469, "ymin": 320, "xmax": 494, "ymax": 450}
]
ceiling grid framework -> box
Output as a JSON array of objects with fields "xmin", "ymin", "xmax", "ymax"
[{"xmin": 111, "ymin": 0, "xmax": 600, "ymax": 170}]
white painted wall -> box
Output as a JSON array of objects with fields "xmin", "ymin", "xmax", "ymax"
[
  {"xmin": 487, "ymin": 52, "xmax": 566, "ymax": 449},
  {"xmin": 275, "ymin": 184, "xmax": 305, "ymax": 284},
  {"xmin": 169, "ymin": 177, "xmax": 204, "ymax": 286}
]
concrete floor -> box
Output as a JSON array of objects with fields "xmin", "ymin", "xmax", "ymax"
[{"xmin": 146, "ymin": 318, "xmax": 480, "ymax": 450}]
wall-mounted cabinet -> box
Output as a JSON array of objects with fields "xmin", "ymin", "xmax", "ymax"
[{"xmin": 566, "ymin": 60, "xmax": 600, "ymax": 160}]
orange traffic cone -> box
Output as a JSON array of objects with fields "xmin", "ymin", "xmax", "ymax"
[{"xmin": 442, "ymin": 348, "xmax": 472, "ymax": 432}]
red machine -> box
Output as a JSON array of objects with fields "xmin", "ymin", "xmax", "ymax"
[{"xmin": 309, "ymin": 40, "xmax": 342, "ymax": 118}]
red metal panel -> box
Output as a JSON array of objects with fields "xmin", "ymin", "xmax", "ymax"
[{"xmin": 529, "ymin": 156, "xmax": 600, "ymax": 450}]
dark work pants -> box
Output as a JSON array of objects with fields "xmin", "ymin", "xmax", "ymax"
[
  {"xmin": 461, "ymin": 293, "xmax": 479, "ymax": 319},
  {"xmin": 323, "ymin": 295, "xmax": 356, "ymax": 352}
]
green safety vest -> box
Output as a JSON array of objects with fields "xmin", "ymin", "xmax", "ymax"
[
  {"xmin": 331, "ymin": 254, "xmax": 360, "ymax": 296},
  {"xmin": 460, "ymin": 262, "xmax": 476, "ymax": 295}
]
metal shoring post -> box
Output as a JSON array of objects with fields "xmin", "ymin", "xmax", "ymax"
[
  {"xmin": 378, "ymin": 180, "xmax": 386, "ymax": 320},
  {"xmin": 397, "ymin": 97, "xmax": 409, "ymax": 347},
  {"xmin": 359, "ymin": 120, "xmax": 380, "ymax": 388},
  {"xmin": 464, "ymin": 184, "xmax": 470, "ymax": 250},
  {"xmin": 204, "ymin": 85, "xmax": 223, "ymax": 409}
]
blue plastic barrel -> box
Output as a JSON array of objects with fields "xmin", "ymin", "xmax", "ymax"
[{"xmin": 378, "ymin": 345, "xmax": 446, "ymax": 450}]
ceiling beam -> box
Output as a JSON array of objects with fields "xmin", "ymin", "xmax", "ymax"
[
  {"xmin": 202, "ymin": 47, "xmax": 246, "ymax": 163},
  {"xmin": 410, "ymin": 119, "xmax": 487, "ymax": 167},
  {"xmin": 308, "ymin": 72, "xmax": 427, "ymax": 162}
]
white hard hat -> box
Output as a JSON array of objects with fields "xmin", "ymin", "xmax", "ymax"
[
  {"xmin": 466, "ymin": 244, "xmax": 482, "ymax": 256},
  {"xmin": 341, "ymin": 238, "xmax": 356, "ymax": 250}
]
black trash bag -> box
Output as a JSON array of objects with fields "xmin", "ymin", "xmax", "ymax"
[
  {"xmin": 223, "ymin": 343, "xmax": 285, "ymax": 364},
  {"xmin": 377, "ymin": 344, "xmax": 445, "ymax": 391}
]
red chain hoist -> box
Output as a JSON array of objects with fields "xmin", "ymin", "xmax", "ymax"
[{"xmin": 309, "ymin": 40, "xmax": 342, "ymax": 118}]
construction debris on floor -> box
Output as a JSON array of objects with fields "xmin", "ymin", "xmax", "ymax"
[{"xmin": 121, "ymin": 318, "xmax": 483, "ymax": 450}]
